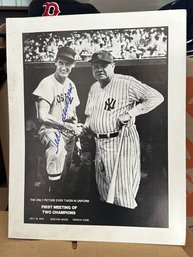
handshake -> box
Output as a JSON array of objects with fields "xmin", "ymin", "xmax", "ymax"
[{"xmin": 63, "ymin": 122, "xmax": 90, "ymax": 137}]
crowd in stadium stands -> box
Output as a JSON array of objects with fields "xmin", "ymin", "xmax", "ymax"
[{"xmin": 24, "ymin": 28, "xmax": 167, "ymax": 62}]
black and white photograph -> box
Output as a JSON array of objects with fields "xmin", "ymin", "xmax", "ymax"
[
  {"xmin": 24, "ymin": 26, "xmax": 167, "ymax": 226},
  {"xmin": 7, "ymin": 11, "xmax": 186, "ymax": 244}
]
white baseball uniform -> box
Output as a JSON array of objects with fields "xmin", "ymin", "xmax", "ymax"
[
  {"xmin": 85, "ymin": 74, "xmax": 164, "ymax": 208},
  {"xmin": 33, "ymin": 74, "xmax": 80, "ymax": 181}
]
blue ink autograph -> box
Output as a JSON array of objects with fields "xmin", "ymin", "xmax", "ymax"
[
  {"xmin": 43, "ymin": 83, "xmax": 73, "ymax": 152},
  {"xmin": 62, "ymin": 83, "xmax": 73, "ymax": 122},
  {"xmin": 43, "ymin": 133, "xmax": 58, "ymax": 148}
]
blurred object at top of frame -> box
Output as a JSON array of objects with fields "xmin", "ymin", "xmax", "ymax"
[
  {"xmin": 28, "ymin": 0, "xmax": 100, "ymax": 16},
  {"xmin": 160, "ymin": 0, "xmax": 193, "ymax": 57},
  {"xmin": 0, "ymin": 0, "xmax": 173, "ymax": 11}
]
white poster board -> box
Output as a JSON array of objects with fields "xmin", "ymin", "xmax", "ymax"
[{"xmin": 7, "ymin": 10, "xmax": 186, "ymax": 245}]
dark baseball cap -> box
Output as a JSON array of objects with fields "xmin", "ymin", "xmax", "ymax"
[
  {"xmin": 56, "ymin": 46, "xmax": 76, "ymax": 62},
  {"xmin": 88, "ymin": 50, "xmax": 114, "ymax": 64},
  {"xmin": 28, "ymin": 0, "xmax": 100, "ymax": 17}
]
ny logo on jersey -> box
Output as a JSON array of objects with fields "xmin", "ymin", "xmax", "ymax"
[
  {"xmin": 42, "ymin": 2, "xmax": 61, "ymax": 16},
  {"xmin": 104, "ymin": 98, "xmax": 116, "ymax": 111}
]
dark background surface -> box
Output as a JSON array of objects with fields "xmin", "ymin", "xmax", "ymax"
[
  {"xmin": 0, "ymin": 7, "xmax": 28, "ymax": 25},
  {"xmin": 24, "ymin": 59, "xmax": 168, "ymax": 228}
]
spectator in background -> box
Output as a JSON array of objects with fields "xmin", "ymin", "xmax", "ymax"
[{"xmin": 23, "ymin": 28, "xmax": 168, "ymax": 62}]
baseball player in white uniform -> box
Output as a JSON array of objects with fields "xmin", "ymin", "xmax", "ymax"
[
  {"xmin": 85, "ymin": 50, "xmax": 164, "ymax": 209},
  {"xmin": 33, "ymin": 46, "xmax": 82, "ymax": 195}
]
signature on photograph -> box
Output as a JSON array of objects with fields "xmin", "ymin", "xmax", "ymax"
[{"xmin": 43, "ymin": 83, "xmax": 73, "ymax": 152}]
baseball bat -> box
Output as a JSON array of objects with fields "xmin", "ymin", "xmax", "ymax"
[{"xmin": 106, "ymin": 125, "xmax": 126, "ymax": 204}]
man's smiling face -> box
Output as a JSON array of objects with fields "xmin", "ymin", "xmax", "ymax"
[{"xmin": 55, "ymin": 58, "xmax": 75, "ymax": 79}]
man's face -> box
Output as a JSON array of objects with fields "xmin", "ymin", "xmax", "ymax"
[
  {"xmin": 55, "ymin": 58, "xmax": 75, "ymax": 78},
  {"xmin": 92, "ymin": 61, "xmax": 115, "ymax": 82}
]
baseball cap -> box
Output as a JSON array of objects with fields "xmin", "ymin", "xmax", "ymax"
[
  {"xmin": 56, "ymin": 46, "xmax": 76, "ymax": 62},
  {"xmin": 88, "ymin": 50, "xmax": 114, "ymax": 64},
  {"xmin": 28, "ymin": 0, "xmax": 100, "ymax": 17}
]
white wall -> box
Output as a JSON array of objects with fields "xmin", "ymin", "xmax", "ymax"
[
  {"xmin": 90, "ymin": 0, "xmax": 173, "ymax": 12},
  {"xmin": 0, "ymin": 0, "xmax": 31, "ymax": 6}
]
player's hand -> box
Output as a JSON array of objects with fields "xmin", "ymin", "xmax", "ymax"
[
  {"xmin": 70, "ymin": 124, "xmax": 83, "ymax": 137},
  {"xmin": 63, "ymin": 122, "xmax": 83, "ymax": 136},
  {"xmin": 64, "ymin": 122, "xmax": 74, "ymax": 131},
  {"xmin": 76, "ymin": 123, "xmax": 84, "ymax": 128},
  {"xmin": 118, "ymin": 113, "xmax": 131, "ymax": 125}
]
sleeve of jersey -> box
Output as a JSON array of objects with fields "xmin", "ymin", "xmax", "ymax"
[
  {"xmin": 85, "ymin": 85, "xmax": 94, "ymax": 116},
  {"xmin": 32, "ymin": 78, "xmax": 54, "ymax": 105},
  {"xmin": 128, "ymin": 77, "xmax": 164, "ymax": 117}
]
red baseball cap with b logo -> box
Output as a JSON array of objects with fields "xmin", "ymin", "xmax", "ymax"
[{"xmin": 28, "ymin": 0, "xmax": 100, "ymax": 17}]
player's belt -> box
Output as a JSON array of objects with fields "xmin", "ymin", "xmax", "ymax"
[{"xmin": 94, "ymin": 132, "xmax": 119, "ymax": 139}]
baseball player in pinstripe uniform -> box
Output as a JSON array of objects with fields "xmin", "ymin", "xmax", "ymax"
[
  {"xmin": 33, "ymin": 46, "xmax": 82, "ymax": 195},
  {"xmin": 85, "ymin": 50, "xmax": 164, "ymax": 209}
]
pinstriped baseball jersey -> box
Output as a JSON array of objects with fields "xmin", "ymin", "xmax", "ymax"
[
  {"xmin": 95, "ymin": 125, "xmax": 140, "ymax": 208},
  {"xmin": 85, "ymin": 74, "xmax": 164, "ymax": 134},
  {"xmin": 85, "ymin": 74, "xmax": 164, "ymax": 208}
]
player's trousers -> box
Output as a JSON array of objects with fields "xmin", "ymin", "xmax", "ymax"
[
  {"xmin": 95, "ymin": 125, "xmax": 140, "ymax": 209},
  {"xmin": 40, "ymin": 128, "xmax": 75, "ymax": 181}
]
